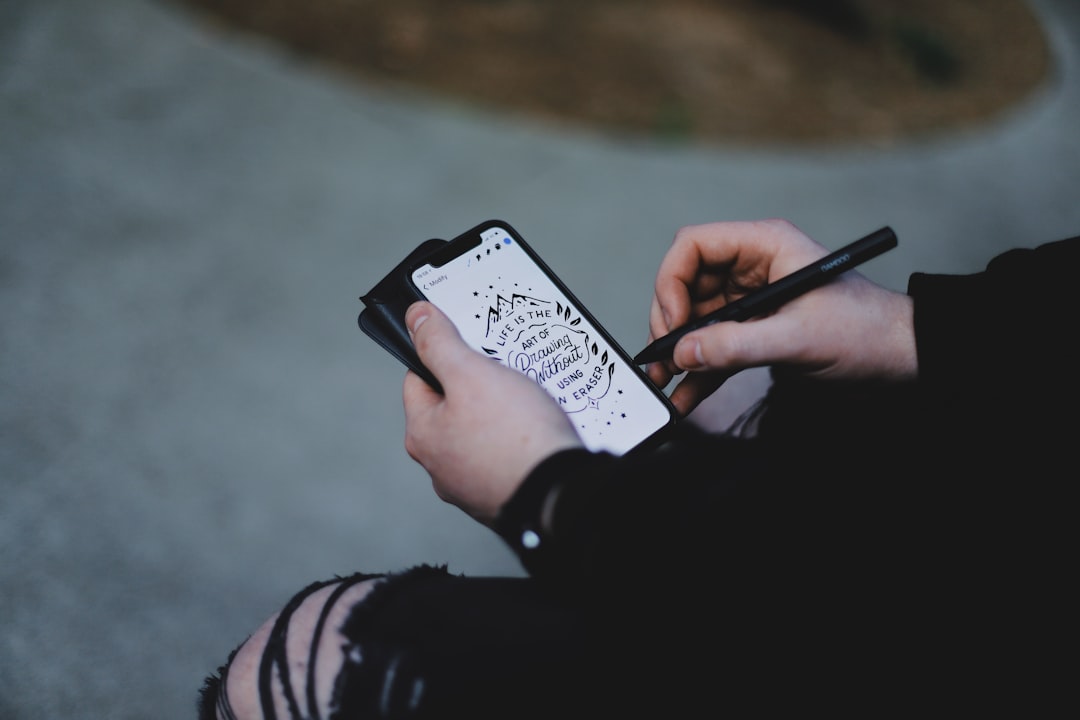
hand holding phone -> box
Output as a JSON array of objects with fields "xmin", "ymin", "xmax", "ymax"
[
  {"xmin": 360, "ymin": 220, "xmax": 678, "ymax": 456},
  {"xmin": 402, "ymin": 300, "xmax": 587, "ymax": 522}
]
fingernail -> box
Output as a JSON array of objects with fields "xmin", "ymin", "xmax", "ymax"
[
  {"xmin": 409, "ymin": 313, "xmax": 429, "ymax": 335},
  {"xmin": 678, "ymin": 339, "xmax": 704, "ymax": 371}
]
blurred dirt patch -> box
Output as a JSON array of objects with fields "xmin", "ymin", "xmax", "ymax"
[{"xmin": 174, "ymin": 0, "xmax": 1051, "ymax": 146}]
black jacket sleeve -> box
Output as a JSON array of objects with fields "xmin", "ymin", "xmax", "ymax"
[
  {"xmin": 494, "ymin": 234, "xmax": 1080, "ymax": 595},
  {"xmin": 908, "ymin": 235, "xmax": 1080, "ymax": 403},
  {"xmin": 490, "ymin": 234, "xmax": 1080, "ymax": 711}
]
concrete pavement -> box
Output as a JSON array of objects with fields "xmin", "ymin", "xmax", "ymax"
[{"xmin": 2, "ymin": 0, "xmax": 1078, "ymax": 717}]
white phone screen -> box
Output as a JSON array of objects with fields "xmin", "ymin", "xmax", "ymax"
[{"xmin": 411, "ymin": 223, "xmax": 674, "ymax": 455}]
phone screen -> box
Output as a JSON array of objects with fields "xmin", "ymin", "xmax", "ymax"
[{"xmin": 410, "ymin": 221, "xmax": 676, "ymax": 455}]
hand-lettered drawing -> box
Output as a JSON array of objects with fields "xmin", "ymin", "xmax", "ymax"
[{"xmin": 478, "ymin": 293, "xmax": 617, "ymax": 415}]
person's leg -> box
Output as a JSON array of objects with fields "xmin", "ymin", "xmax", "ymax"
[
  {"xmin": 199, "ymin": 564, "xmax": 590, "ymax": 720},
  {"xmin": 199, "ymin": 572, "xmax": 386, "ymax": 720}
]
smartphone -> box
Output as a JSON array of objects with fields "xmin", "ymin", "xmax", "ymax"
[{"xmin": 409, "ymin": 219, "xmax": 677, "ymax": 456}]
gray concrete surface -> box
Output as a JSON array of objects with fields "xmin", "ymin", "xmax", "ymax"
[{"xmin": 2, "ymin": 0, "xmax": 1078, "ymax": 717}]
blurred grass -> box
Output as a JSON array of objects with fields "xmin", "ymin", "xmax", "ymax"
[{"xmin": 174, "ymin": 0, "xmax": 1051, "ymax": 145}]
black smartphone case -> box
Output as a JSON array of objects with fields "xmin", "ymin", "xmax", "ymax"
[{"xmin": 357, "ymin": 237, "xmax": 447, "ymax": 393}]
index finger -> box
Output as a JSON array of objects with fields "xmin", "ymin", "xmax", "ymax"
[
  {"xmin": 656, "ymin": 220, "xmax": 790, "ymax": 297},
  {"xmin": 652, "ymin": 220, "xmax": 815, "ymax": 332}
]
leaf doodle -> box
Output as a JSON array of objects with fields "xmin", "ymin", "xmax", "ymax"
[
  {"xmin": 570, "ymin": 318, "xmax": 581, "ymax": 326},
  {"xmin": 564, "ymin": 306, "xmax": 572, "ymax": 321},
  {"xmin": 591, "ymin": 342, "xmax": 599, "ymax": 355},
  {"xmin": 482, "ymin": 346, "xmax": 499, "ymax": 355},
  {"xmin": 557, "ymin": 301, "xmax": 564, "ymax": 315},
  {"xmin": 608, "ymin": 363, "xmax": 616, "ymax": 377},
  {"xmin": 601, "ymin": 350, "xmax": 609, "ymax": 364}
]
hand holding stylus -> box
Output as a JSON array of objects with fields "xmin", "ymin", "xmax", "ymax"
[{"xmin": 642, "ymin": 220, "xmax": 918, "ymax": 417}]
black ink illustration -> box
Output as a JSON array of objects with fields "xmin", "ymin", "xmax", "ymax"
[{"xmin": 470, "ymin": 282, "xmax": 627, "ymax": 437}]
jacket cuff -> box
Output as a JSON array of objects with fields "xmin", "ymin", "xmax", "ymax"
[{"xmin": 493, "ymin": 448, "xmax": 613, "ymax": 579}]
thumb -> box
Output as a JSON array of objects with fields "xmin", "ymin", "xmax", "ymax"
[
  {"xmin": 673, "ymin": 314, "xmax": 797, "ymax": 375},
  {"xmin": 406, "ymin": 301, "xmax": 481, "ymax": 386}
]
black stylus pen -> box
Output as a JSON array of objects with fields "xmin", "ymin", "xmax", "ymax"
[{"xmin": 633, "ymin": 226, "xmax": 898, "ymax": 365}]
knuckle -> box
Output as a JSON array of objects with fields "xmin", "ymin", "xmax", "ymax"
[
  {"xmin": 671, "ymin": 224, "xmax": 698, "ymax": 249},
  {"xmin": 403, "ymin": 430, "xmax": 423, "ymax": 462}
]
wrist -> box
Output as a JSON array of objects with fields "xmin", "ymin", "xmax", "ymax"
[
  {"xmin": 885, "ymin": 293, "xmax": 918, "ymax": 381},
  {"xmin": 493, "ymin": 448, "xmax": 606, "ymax": 578}
]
